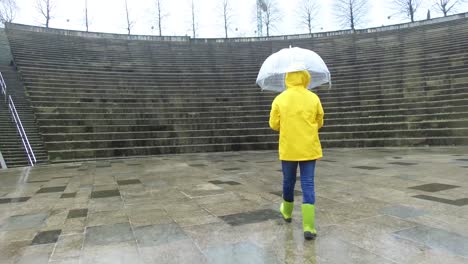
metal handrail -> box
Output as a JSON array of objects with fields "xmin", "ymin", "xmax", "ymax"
[
  {"xmin": 0, "ymin": 72, "xmax": 6, "ymax": 103},
  {"xmin": 0, "ymin": 150, "xmax": 7, "ymax": 169},
  {"xmin": 8, "ymin": 95, "xmax": 36, "ymax": 166}
]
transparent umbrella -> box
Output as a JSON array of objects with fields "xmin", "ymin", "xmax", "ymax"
[{"xmin": 256, "ymin": 46, "xmax": 331, "ymax": 92}]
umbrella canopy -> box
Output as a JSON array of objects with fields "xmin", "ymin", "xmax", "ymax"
[{"xmin": 256, "ymin": 47, "xmax": 331, "ymax": 92}]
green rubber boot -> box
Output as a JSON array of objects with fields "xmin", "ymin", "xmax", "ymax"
[
  {"xmin": 280, "ymin": 201, "xmax": 294, "ymax": 223},
  {"xmin": 302, "ymin": 204, "xmax": 317, "ymax": 240}
]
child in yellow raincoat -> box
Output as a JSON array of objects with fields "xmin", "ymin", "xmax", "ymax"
[{"xmin": 269, "ymin": 70, "xmax": 324, "ymax": 240}]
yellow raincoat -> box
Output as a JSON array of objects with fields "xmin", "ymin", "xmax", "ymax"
[{"xmin": 269, "ymin": 71, "xmax": 324, "ymax": 161}]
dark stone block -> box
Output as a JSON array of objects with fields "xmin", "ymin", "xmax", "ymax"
[
  {"xmin": 31, "ymin": 230, "xmax": 62, "ymax": 245},
  {"xmin": 90, "ymin": 189, "xmax": 120, "ymax": 199},
  {"xmin": 67, "ymin": 209, "xmax": 88, "ymax": 219},
  {"xmin": 53, "ymin": 176, "xmax": 73, "ymax": 179},
  {"xmin": 270, "ymin": 190, "xmax": 302, "ymax": 197},
  {"xmin": 189, "ymin": 164, "xmax": 207, "ymax": 167},
  {"xmin": 224, "ymin": 181, "xmax": 241, "ymax": 186},
  {"xmin": 64, "ymin": 165, "xmax": 81, "ymax": 169},
  {"xmin": 223, "ymin": 168, "xmax": 240, "ymax": 171},
  {"xmin": 36, "ymin": 186, "xmax": 67, "ymax": 194},
  {"xmin": 27, "ymin": 180, "xmax": 49, "ymax": 183},
  {"xmin": 409, "ymin": 183, "xmax": 459, "ymax": 192},
  {"xmin": 61, "ymin": 193, "xmax": 77, "ymax": 198},
  {"xmin": 352, "ymin": 166, "xmax": 382, "ymax": 170},
  {"xmin": 117, "ymin": 179, "xmax": 141, "ymax": 185},
  {"xmin": 220, "ymin": 209, "xmax": 282, "ymax": 226},
  {"xmin": 10, "ymin": 197, "xmax": 30, "ymax": 203},
  {"xmin": 388, "ymin": 162, "xmax": 417, "ymax": 166},
  {"xmin": 412, "ymin": 195, "xmax": 468, "ymax": 206},
  {"xmin": 209, "ymin": 180, "xmax": 241, "ymax": 186},
  {"xmin": 0, "ymin": 198, "xmax": 11, "ymax": 204}
]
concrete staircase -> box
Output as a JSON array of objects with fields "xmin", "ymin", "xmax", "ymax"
[
  {"xmin": 0, "ymin": 29, "xmax": 48, "ymax": 167},
  {"xmin": 4, "ymin": 15, "xmax": 468, "ymax": 162}
]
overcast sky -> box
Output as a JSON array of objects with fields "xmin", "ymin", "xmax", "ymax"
[{"xmin": 10, "ymin": 0, "xmax": 468, "ymax": 38}]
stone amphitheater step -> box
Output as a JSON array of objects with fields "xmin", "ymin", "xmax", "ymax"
[
  {"xmin": 13, "ymin": 47, "xmax": 467, "ymax": 65},
  {"xmin": 24, "ymin": 87, "xmax": 468, "ymax": 106},
  {"xmin": 9, "ymin": 51, "xmax": 467, "ymax": 72},
  {"xmin": 34, "ymin": 105, "xmax": 466, "ymax": 121},
  {"xmin": 18, "ymin": 73, "xmax": 468, "ymax": 92},
  {"xmin": 0, "ymin": 63, "xmax": 48, "ymax": 167},
  {"xmin": 12, "ymin": 33, "xmax": 467, "ymax": 49},
  {"xmin": 30, "ymin": 97, "xmax": 468, "ymax": 115},
  {"xmin": 25, "ymin": 86, "xmax": 468, "ymax": 104},
  {"xmin": 5, "ymin": 15, "xmax": 468, "ymax": 161},
  {"xmin": 47, "ymin": 136, "xmax": 468, "ymax": 161},
  {"xmin": 40, "ymin": 126, "xmax": 468, "ymax": 142}
]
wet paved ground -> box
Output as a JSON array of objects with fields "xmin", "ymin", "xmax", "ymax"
[{"xmin": 0, "ymin": 147, "xmax": 467, "ymax": 264}]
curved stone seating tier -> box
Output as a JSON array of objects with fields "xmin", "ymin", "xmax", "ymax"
[{"xmin": 5, "ymin": 16, "xmax": 468, "ymax": 162}]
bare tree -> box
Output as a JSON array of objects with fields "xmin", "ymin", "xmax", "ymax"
[
  {"xmin": 297, "ymin": 0, "xmax": 320, "ymax": 34},
  {"xmin": 334, "ymin": 0, "xmax": 369, "ymax": 31},
  {"xmin": 155, "ymin": 0, "xmax": 168, "ymax": 36},
  {"xmin": 84, "ymin": 0, "xmax": 89, "ymax": 31},
  {"xmin": 191, "ymin": 0, "xmax": 197, "ymax": 38},
  {"xmin": 262, "ymin": 0, "xmax": 281, "ymax": 37},
  {"xmin": 434, "ymin": 0, "xmax": 462, "ymax": 16},
  {"xmin": 219, "ymin": 0, "xmax": 233, "ymax": 38},
  {"xmin": 36, "ymin": 0, "xmax": 53, "ymax": 28},
  {"xmin": 392, "ymin": 0, "xmax": 422, "ymax": 22},
  {"xmin": 0, "ymin": 0, "xmax": 17, "ymax": 24},
  {"xmin": 124, "ymin": 0, "xmax": 134, "ymax": 35}
]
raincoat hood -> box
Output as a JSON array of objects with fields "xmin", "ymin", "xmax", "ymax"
[{"xmin": 285, "ymin": 70, "xmax": 311, "ymax": 89}]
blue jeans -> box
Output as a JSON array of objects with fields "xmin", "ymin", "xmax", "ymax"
[{"xmin": 282, "ymin": 160, "xmax": 316, "ymax": 204}]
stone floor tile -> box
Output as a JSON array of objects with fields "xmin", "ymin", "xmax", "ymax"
[
  {"xmin": 49, "ymin": 257, "xmax": 80, "ymax": 264},
  {"xmin": 412, "ymin": 195, "xmax": 468, "ymax": 206},
  {"xmin": 49, "ymin": 234, "xmax": 84, "ymax": 260},
  {"xmin": 84, "ymin": 223, "xmax": 134, "ymax": 247},
  {"xmin": 60, "ymin": 193, "xmax": 77, "ymax": 199},
  {"xmin": 127, "ymin": 208, "xmax": 173, "ymax": 227},
  {"xmin": 204, "ymin": 242, "xmax": 281, "ymax": 264},
  {"xmin": 15, "ymin": 244, "xmax": 55, "ymax": 264},
  {"xmin": 352, "ymin": 166, "xmax": 382, "ymax": 170},
  {"xmin": 88, "ymin": 197, "xmax": 124, "ymax": 212},
  {"xmin": 394, "ymin": 225, "xmax": 468, "ymax": 257},
  {"xmin": 117, "ymin": 179, "xmax": 142, "ymax": 185},
  {"xmin": 139, "ymin": 239, "xmax": 207, "ymax": 264},
  {"xmin": 409, "ymin": 183, "xmax": 460, "ymax": 192},
  {"xmin": 1, "ymin": 213, "xmax": 48, "ymax": 231},
  {"xmin": 67, "ymin": 209, "xmax": 88, "ymax": 219},
  {"xmin": 220, "ymin": 209, "xmax": 282, "ymax": 226},
  {"xmin": 36, "ymin": 186, "xmax": 67, "ymax": 194},
  {"xmin": 31, "ymin": 229, "xmax": 62, "ymax": 245},
  {"xmin": 87, "ymin": 210, "xmax": 128, "ymax": 227},
  {"xmin": 380, "ymin": 205, "xmax": 428, "ymax": 219},
  {"xmin": 1, "ymin": 148, "xmax": 468, "ymax": 263},
  {"xmin": 81, "ymin": 241, "xmax": 143, "ymax": 264},
  {"xmin": 61, "ymin": 218, "xmax": 87, "ymax": 235},
  {"xmin": 134, "ymin": 223, "xmax": 188, "ymax": 248}
]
